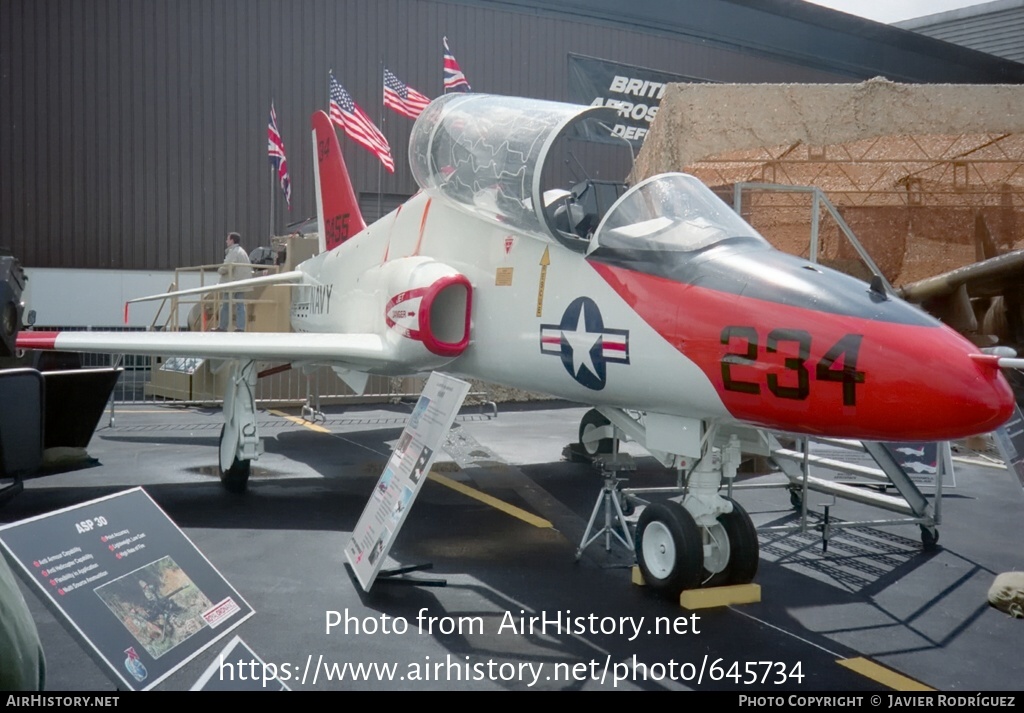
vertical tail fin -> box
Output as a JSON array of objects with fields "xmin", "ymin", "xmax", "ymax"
[{"xmin": 311, "ymin": 110, "xmax": 367, "ymax": 253}]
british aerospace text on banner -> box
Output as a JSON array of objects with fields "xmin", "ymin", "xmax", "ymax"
[{"xmin": 567, "ymin": 54, "xmax": 707, "ymax": 148}]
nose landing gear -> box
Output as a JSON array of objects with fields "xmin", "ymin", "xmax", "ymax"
[
  {"xmin": 634, "ymin": 501, "xmax": 704, "ymax": 594},
  {"xmin": 576, "ymin": 409, "xmax": 761, "ymax": 599}
]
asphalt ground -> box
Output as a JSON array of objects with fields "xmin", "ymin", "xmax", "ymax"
[{"xmin": 2, "ymin": 400, "xmax": 1022, "ymax": 691}]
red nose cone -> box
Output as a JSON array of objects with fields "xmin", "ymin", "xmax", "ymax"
[{"xmin": 857, "ymin": 325, "xmax": 1015, "ymax": 441}]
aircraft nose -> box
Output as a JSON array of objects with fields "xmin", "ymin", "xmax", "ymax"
[
  {"xmin": 902, "ymin": 332, "xmax": 1016, "ymax": 441},
  {"xmin": 842, "ymin": 319, "xmax": 1016, "ymax": 442},
  {"xmin": 961, "ymin": 353, "xmax": 1018, "ymax": 431}
]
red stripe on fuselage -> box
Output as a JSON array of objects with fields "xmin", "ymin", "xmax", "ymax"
[
  {"xmin": 413, "ymin": 198, "xmax": 432, "ymax": 256},
  {"xmin": 590, "ymin": 262, "xmax": 1012, "ymax": 441}
]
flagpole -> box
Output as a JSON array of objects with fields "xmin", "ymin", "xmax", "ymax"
[
  {"xmin": 377, "ymin": 59, "xmax": 384, "ymax": 220},
  {"xmin": 269, "ymin": 100, "xmax": 275, "ymax": 239},
  {"xmin": 269, "ymin": 165, "xmax": 276, "ymax": 239}
]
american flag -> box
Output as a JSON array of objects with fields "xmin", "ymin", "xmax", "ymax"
[
  {"xmin": 443, "ymin": 36, "xmax": 471, "ymax": 93},
  {"xmin": 383, "ymin": 68, "xmax": 431, "ymax": 120},
  {"xmin": 328, "ymin": 71, "xmax": 395, "ymax": 173},
  {"xmin": 267, "ymin": 102, "xmax": 291, "ymax": 208}
]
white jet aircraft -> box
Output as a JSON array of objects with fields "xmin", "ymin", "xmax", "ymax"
[{"xmin": 18, "ymin": 94, "xmax": 1020, "ymax": 594}]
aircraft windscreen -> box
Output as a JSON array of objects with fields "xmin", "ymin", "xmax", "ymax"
[
  {"xmin": 591, "ymin": 174, "xmax": 767, "ymax": 254},
  {"xmin": 409, "ymin": 94, "xmax": 618, "ymax": 238}
]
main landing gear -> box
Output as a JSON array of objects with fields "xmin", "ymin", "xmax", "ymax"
[
  {"xmin": 218, "ymin": 359, "xmax": 262, "ymax": 493},
  {"xmin": 577, "ymin": 409, "xmax": 760, "ymax": 598}
]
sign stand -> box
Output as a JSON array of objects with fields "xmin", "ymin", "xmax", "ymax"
[{"xmin": 376, "ymin": 562, "xmax": 446, "ymax": 588}]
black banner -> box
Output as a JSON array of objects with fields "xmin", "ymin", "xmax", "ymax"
[{"xmin": 567, "ymin": 54, "xmax": 707, "ymax": 149}]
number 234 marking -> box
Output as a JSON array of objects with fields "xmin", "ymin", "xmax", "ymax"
[{"xmin": 720, "ymin": 327, "xmax": 866, "ymax": 406}]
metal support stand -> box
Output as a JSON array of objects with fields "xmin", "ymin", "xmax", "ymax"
[
  {"xmin": 108, "ymin": 354, "xmax": 124, "ymax": 428},
  {"xmin": 479, "ymin": 399, "xmax": 498, "ymax": 418},
  {"xmin": 575, "ymin": 453, "xmax": 636, "ymax": 559},
  {"xmin": 746, "ymin": 433, "xmax": 948, "ymax": 550},
  {"xmin": 0, "ymin": 478, "xmax": 23, "ymax": 506},
  {"xmin": 821, "ymin": 501, "xmax": 832, "ymax": 553}
]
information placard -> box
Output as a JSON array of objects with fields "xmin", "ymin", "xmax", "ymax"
[
  {"xmin": 346, "ymin": 372, "xmax": 470, "ymax": 591},
  {"xmin": 809, "ymin": 441, "xmax": 955, "ymax": 488},
  {"xmin": 992, "ymin": 403, "xmax": 1024, "ymax": 488},
  {"xmin": 0, "ymin": 487, "xmax": 254, "ymax": 690}
]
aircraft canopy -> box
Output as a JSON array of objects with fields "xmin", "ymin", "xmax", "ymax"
[
  {"xmin": 591, "ymin": 173, "xmax": 767, "ymax": 255},
  {"xmin": 409, "ymin": 94, "xmax": 619, "ymax": 243}
]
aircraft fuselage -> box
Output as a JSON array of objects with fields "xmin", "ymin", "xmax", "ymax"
[{"xmin": 290, "ymin": 189, "xmax": 1013, "ymax": 442}]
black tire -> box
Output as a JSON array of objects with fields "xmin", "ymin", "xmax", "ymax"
[
  {"xmin": 578, "ymin": 408, "xmax": 613, "ymax": 456},
  {"xmin": 635, "ymin": 501, "xmax": 703, "ymax": 597},
  {"xmin": 704, "ymin": 497, "xmax": 759, "ymax": 587},
  {"xmin": 219, "ymin": 424, "xmax": 251, "ymax": 494},
  {"xmin": 920, "ymin": 525, "xmax": 940, "ymax": 551},
  {"xmin": 221, "ymin": 457, "xmax": 251, "ymax": 494},
  {"xmin": 788, "ymin": 487, "xmax": 803, "ymax": 510}
]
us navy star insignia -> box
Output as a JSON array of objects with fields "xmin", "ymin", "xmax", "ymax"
[{"xmin": 540, "ymin": 296, "xmax": 630, "ymax": 390}]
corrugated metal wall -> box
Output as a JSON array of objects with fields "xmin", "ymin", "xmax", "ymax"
[
  {"xmin": 3, "ymin": 0, "xmax": 1023, "ymax": 272},
  {"xmin": 898, "ymin": 1, "xmax": 1024, "ymax": 65}
]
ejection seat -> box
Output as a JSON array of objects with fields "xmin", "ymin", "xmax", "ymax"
[{"xmin": 550, "ymin": 198, "xmax": 589, "ymax": 239}]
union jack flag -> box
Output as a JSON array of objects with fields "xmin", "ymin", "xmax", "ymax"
[
  {"xmin": 267, "ymin": 102, "xmax": 291, "ymax": 208},
  {"xmin": 383, "ymin": 68, "xmax": 431, "ymax": 120},
  {"xmin": 443, "ymin": 36, "xmax": 471, "ymax": 93},
  {"xmin": 328, "ymin": 71, "xmax": 395, "ymax": 173}
]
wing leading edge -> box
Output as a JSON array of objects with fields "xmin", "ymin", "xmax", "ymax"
[
  {"xmin": 125, "ymin": 270, "xmax": 306, "ymax": 306},
  {"xmin": 17, "ymin": 330, "xmax": 390, "ymax": 371}
]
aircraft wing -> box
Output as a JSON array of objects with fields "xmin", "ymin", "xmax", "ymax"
[
  {"xmin": 896, "ymin": 249, "xmax": 1024, "ymax": 340},
  {"xmin": 17, "ymin": 330, "xmax": 388, "ymax": 370},
  {"xmin": 897, "ymin": 249, "xmax": 1024, "ymax": 303}
]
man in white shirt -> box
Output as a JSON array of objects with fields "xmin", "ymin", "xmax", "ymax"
[{"xmin": 216, "ymin": 232, "xmax": 252, "ymax": 331}]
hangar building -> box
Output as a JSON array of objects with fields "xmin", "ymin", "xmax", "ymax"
[
  {"xmin": 895, "ymin": 0, "xmax": 1024, "ymax": 64},
  {"xmin": 2, "ymin": 0, "xmax": 1023, "ymax": 306}
]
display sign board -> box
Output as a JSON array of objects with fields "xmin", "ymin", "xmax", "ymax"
[
  {"xmin": 191, "ymin": 635, "xmax": 289, "ymax": 691},
  {"xmin": 0, "ymin": 487, "xmax": 254, "ymax": 691},
  {"xmin": 346, "ymin": 372, "xmax": 470, "ymax": 591},
  {"xmin": 809, "ymin": 441, "xmax": 954, "ymax": 489},
  {"xmin": 992, "ymin": 404, "xmax": 1024, "ymax": 488},
  {"xmin": 567, "ymin": 54, "xmax": 705, "ymax": 149},
  {"xmin": 160, "ymin": 356, "xmax": 204, "ymax": 375}
]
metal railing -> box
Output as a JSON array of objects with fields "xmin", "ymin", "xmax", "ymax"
[{"xmin": 732, "ymin": 182, "xmax": 894, "ymax": 294}]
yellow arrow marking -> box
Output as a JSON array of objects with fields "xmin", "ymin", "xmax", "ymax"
[{"xmin": 536, "ymin": 246, "xmax": 551, "ymax": 317}]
